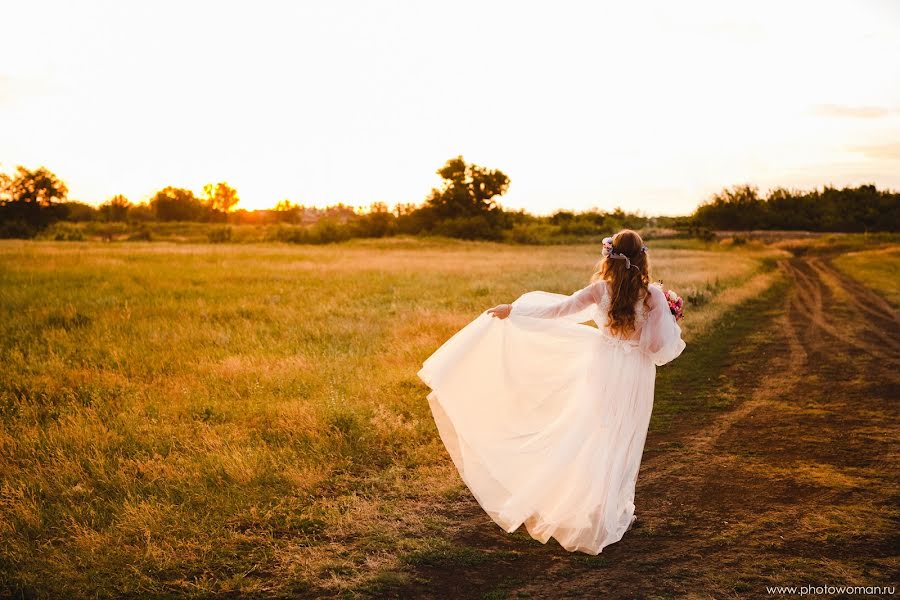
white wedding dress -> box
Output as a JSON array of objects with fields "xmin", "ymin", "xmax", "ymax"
[{"xmin": 417, "ymin": 280, "xmax": 685, "ymax": 554}]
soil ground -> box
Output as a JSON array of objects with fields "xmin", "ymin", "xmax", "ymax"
[{"xmin": 386, "ymin": 255, "xmax": 900, "ymax": 599}]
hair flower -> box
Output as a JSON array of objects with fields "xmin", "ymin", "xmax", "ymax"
[
  {"xmin": 602, "ymin": 234, "xmax": 645, "ymax": 270},
  {"xmin": 601, "ymin": 236, "xmax": 614, "ymax": 257}
]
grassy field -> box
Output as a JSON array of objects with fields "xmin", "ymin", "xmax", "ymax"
[
  {"xmin": 0, "ymin": 235, "xmax": 846, "ymax": 597},
  {"xmin": 832, "ymin": 246, "xmax": 900, "ymax": 308}
]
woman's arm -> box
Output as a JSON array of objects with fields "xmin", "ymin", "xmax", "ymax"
[
  {"xmin": 488, "ymin": 281, "xmax": 605, "ymax": 320},
  {"xmin": 639, "ymin": 284, "xmax": 686, "ymax": 365}
]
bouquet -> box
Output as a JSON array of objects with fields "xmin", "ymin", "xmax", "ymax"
[{"xmin": 655, "ymin": 282, "xmax": 684, "ymax": 321}]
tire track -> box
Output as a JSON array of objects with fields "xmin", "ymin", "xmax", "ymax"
[
  {"xmin": 783, "ymin": 258, "xmax": 900, "ymax": 369},
  {"xmin": 637, "ymin": 259, "xmax": 807, "ymax": 487},
  {"xmin": 657, "ymin": 255, "xmax": 899, "ymax": 472},
  {"xmin": 806, "ymin": 257, "xmax": 900, "ymax": 352}
]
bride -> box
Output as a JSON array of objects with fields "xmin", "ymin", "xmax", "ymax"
[{"xmin": 417, "ymin": 229, "xmax": 686, "ymax": 555}]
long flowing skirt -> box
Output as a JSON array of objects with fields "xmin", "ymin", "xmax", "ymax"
[{"xmin": 417, "ymin": 308, "xmax": 657, "ymax": 554}]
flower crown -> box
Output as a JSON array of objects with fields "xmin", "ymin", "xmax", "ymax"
[{"xmin": 601, "ymin": 236, "xmax": 648, "ymax": 270}]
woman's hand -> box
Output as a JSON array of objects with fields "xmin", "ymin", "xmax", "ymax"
[{"xmin": 487, "ymin": 304, "xmax": 512, "ymax": 319}]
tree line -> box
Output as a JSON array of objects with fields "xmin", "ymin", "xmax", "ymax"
[
  {"xmin": 1, "ymin": 159, "xmax": 897, "ymax": 241},
  {"xmin": 692, "ymin": 184, "xmax": 899, "ymax": 232},
  {"xmin": 0, "ymin": 167, "xmax": 242, "ymax": 237}
]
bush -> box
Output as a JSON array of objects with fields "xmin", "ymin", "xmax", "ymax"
[
  {"xmin": 35, "ymin": 222, "xmax": 86, "ymax": 241},
  {"xmin": 52, "ymin": 226, "xmax": 85, "ymax": 241},
  {"xmin": 0, "ymin": 219, "xmax": 38, "ymax": 238},
  {"xmin": 509, "ymin": 223, "xmax": 541, "ymax": 244},
  {"xmin": 207, "ymin": 226, "xmax": 232, "ymax": 243},
  {"xmin": 127, "ymin": 204, "xmax": 154, "ymax": 222},
  {"xmin": 60, "ymin": 201, "xmax": 98, "ymax": 222},
  {"xmin": 559, "ymin": 218, "xmax": 602, "ymax": 236},
  {"xmin": 686, "ymin": 226, "xmax": 716, "ymax": 241},
  {"xmin": 270, "ymin": 220, "xmax": 354, "ymax": 244},
  {"xmin": 431, "ymin": 215, "xmax": 504, "ymax": 240},
  {"xmin": 685, "ymin": 278, "xmax": 722, "ymax": 308},
  {"xmin": 354, "ymin": 211, "xmax": 397, "ymax": 238},
  {"xmin": 82, "ymin": 222, "xmax": 128, "ymax": 241},
  {"xmin": 686, "ymin": 289, "xmax": 712, "ymax": 307},
  {"xmin": 508, "ymin": 223, "xmax": 556, "ymax": 244},
  {"xmin": 271, "ymin": 225, "xmax": 306, "ymax": 243},
  {"xmin": 127, "ymin": 226, "xmax": 152, "ymax": 242},
  {"xmin": 310, "ymin": 219, "xmax": 353, "ymax": 243}
]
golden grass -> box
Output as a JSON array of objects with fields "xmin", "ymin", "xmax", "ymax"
[
  {"xmin": 738, "ymin": 458, "xmax": 871, "ymax": 490},
  {"xmin": 832, "ymin": 245, "xmax": 900, "ymax": 308},
  {"xmin": 0, "ymin": 237, "xmax": 784, "ymax": 596}
]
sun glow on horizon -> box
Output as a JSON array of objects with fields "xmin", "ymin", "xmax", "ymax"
[{"xmin": 1, "ymin": 0, "xmax": 899, "ymax": 216}]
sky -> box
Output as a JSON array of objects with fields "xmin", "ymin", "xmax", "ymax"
[{"xmin": 1, "ymin": 0, "xmax": 899, "ymax": 216}]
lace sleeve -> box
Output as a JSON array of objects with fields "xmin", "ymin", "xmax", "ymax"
[
  {"xmin": 639, "ymin": 284, "xmax": 686, "ymax": 366},
  {"xmin": 510, "ymin": 281, "xmax": 605, "ymax": 320}
]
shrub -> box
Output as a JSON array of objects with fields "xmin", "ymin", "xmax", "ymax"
[
  {"xmin": 354, "ymin": 211, "xmax": 397, "ymax": 238},
  {"xmin": 53, "ymin": 227, "xmax": 85, "ymax": 241},
  {"xmin": 431, "ymin": 215, "xmax": 504, "ymax": 240},
  {"xmin": 36, "ymin": 222, "xmax": 85, "ymax": 241},
  {"xmin": 270, "ymin": 220, "xmax": 354, "ymax": 245},
  {"xmin": 0, "ymin": 219, "xmax": 39, "ymax": 238},
  {"xmin": 508, "ymin": 223, "xmax": 556, "ymax": 244},
  {"xmin": 207, "ymin": 226, "xmax": 232, "ymax": 243},
  {"xmin": 310, "ymin": 219, "xmax": 353, "ymax": 243},
  {"xmin": 560, "ymin": 218, "xmax": 602, "ymax": 236},
  {"xmin": 127, "ymin": 225, "xmax": 152, "ymax": 241},
  {"xmin": 687, "ymin": 226, "xmax": 716, "ymax": 241}
]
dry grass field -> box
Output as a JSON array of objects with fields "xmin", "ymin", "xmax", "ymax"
[{"xmin": 0, "ymin": 236, "xmax": 896, "ymax": 598}]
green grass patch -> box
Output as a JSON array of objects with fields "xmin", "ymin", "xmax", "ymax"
[
  {"xmin": 651, "ymin": 270, "xmax": 789, "ymax": 432},
  {"xmin": 403, "ymin": 540, "xmax": 502, "ymax": 569},
  {"xmin": 832, "ymin": 245, "xmax": 900, "ymax": 308}
]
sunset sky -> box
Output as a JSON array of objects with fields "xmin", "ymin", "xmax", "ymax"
[{"xmin": 1, "ymin": 0, "xmax": 899, "ymax": 215}]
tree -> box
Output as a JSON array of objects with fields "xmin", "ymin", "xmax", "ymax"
[
  {"xmin": 0, "ymin": 166, "xmax": 69, "ymax": 236},
  {"xmin": 425, "ymin": 156, "xmax": 510, "ymax": 219},
  {"xmin": 273, "ymin": 199, "xmax": 302, "ymax": 223},
  {"xmin": 127, "ymin": 202, "xmax": 154, "ymax": 222},
  {"xmin": 149, "ymin": 187, "xmax": 204, "ymax": 221},
  {"xmin": 60, "ymin": 201, "xmax": 98, "ymax": 222},
  {"xmin": 99, "ymin": 194, "xmax": 131, "ymax": 222},
  {"xmin": 694, "ymin": 184, "xmax": 765, "ymax": 231},
  {"xmin": 355, "ymin": 202, "xmax": 397, "ymax": 238},
  {"xmin": 323, "ymin": 203, "xmax": 357, "ymax": 223},
  {"xmin": 549, "ymin": 210, "xmax": 576, "ymax": 225},
  {"xmin": 202, "ymin": 182, "xmax": 240, "ymax": 213},
  {"xmin": 1, "ymin": 166, "xmax": 68, "ymax": 205}
]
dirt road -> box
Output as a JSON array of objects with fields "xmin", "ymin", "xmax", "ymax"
[{"xmin": 391, "ymin": 255, "xmax": 900, "ymax": 599}]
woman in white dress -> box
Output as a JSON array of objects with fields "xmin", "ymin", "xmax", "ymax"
[{"xmin": 417, "ymin": 229, "xmax": 686, "ymax": 555}]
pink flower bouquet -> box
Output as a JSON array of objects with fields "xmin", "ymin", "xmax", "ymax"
[{"xmin": 664, "ymin": 288, "xmax": 684, "ymax": 321}]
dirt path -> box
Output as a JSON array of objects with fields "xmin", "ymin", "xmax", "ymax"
[{"xmin": 389, "ymin": 255, "xmax": 899, "ymax": 599}]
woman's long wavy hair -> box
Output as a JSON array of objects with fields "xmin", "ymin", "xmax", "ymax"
[{"xmin": 590, "ymin": 229, "xmax": 651, "ymax": 336}]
